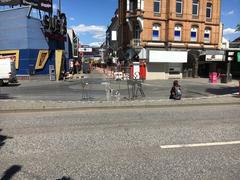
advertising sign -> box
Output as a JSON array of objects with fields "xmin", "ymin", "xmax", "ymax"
[
  {"xmin": 0, "ymin": 0, "xmax": 21, "ymax": 5},
  {"xmin": 0, "ymin": 0, "xmax": 52, "ymax": 12},
  {"xmin": 22, "ymin": 0, "xmax": 52, "ymax": 13},
  {"xmin": 206, "ymin": 54, "xmax": 224, "ymax": 61}
]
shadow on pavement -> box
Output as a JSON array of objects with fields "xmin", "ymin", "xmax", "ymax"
[
  {"xmin": 206, "ymin": 86, "xmax": 238, "ymax": 95},
  {"xmin": 56, "ymin": 176, "xmax": 73, "ymax": 180},
  {"xmin": 4, "ymin": 83, "xmax": 21, "ymax": 87},
  {"xmin": 0, "ymin": 165, "xmax": 22, "ymax": 180},
  {"xmin": 0, "ymin": 129, "xmax": 13, "ymax": 149},
  {"xmin": 0, "ymin": 94, "xmax": 15, "ymax": 100}
]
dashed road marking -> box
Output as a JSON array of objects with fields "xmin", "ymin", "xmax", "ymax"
[{"xmin": 160, "ymin": 141, "xmax": 240, "ymax": 149}]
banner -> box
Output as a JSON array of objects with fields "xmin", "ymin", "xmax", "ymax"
[
  {"xmin": 0, "ymin": 0, "xmax": 21, "ymax": 5},
  {"xmin": 22, "ymin": 0, "xmax": 52, "ymax": 13}
]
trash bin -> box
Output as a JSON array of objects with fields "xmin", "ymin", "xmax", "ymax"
[
  {"xmin": 220, "ymin": 74, "xmax": 228, "ymax": 83},
  {"xmin": 209, "ymin": 72, "xmax": 218, "ymax": 83}
]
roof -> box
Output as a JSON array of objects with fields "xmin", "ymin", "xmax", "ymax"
[{"xmin": 232, "ymin": 36, "xmax": 240, "ymax": 43}]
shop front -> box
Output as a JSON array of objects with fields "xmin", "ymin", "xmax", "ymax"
[
  {"xmin": 147, "ymin": 49, "xmax": 188, "ymax": 80},
  {"xmin": 198, "ymin": 50, "xmax": 226, "ymax": 78}
]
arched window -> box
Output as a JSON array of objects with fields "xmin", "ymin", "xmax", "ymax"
[
  {"xmin": 190, "ymin": 26, "xmax": 198, "ymax": 42},
  {"xmin": 154, "ymin": 0, "xmax": 161, "ymax": 14},
  {"xmin": 204, "ymin": 28, "xmax": 211, "ymax": 43},
  {"xmin": 176, "ymin": 0, "xmax": 183, "ymax": 14},
  {"xmin": 152, "ymin": 24, "xmax": 160, "ymax": 41},
  {"xmin": 206, "ymin": 2, "xmax": 212, "ymax": 19},
  {"xmin": 192, "ymin": 0, "xmax": 199, "ymax": 16},
  {"xmin": 174, "ymin": 24, "xmax": 182, "ymax": 41}
]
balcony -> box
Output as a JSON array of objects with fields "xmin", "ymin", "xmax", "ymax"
[{"xmin": 131, "ymin": 39, "xmax": 142, "ymax": 49}]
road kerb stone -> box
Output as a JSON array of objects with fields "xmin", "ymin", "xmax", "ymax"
[{"xmin": 0, "ymin": 95, "xmax": 239, "ymax": 112}]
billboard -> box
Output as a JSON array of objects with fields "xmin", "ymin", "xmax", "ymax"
[
  {"xmin": 0, "ymin": 0, "xmax": 21, "ymax": 5},
  {"xmin": 0, "ymin": 0, "xmax": 52, "ymax": 13},
  {"xmin": 22, "ymin": 0, "xmax": 52, "ymax": 12}
]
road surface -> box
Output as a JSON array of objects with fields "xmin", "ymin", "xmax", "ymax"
[{"xmin": 1, "ymin": 104, "xmax": 240, "ymax": 179}]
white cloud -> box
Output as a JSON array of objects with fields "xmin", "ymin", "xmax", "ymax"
[
  {"xmin": 71, "ymin": 24, "xmax": 106, "ymax": 41},
  {"xmin": 223, "ymin": 28, "xmax": 239, "ymax": 35},
  {"xmin": 227, "ymin": 10, "xmax": 234, "ymax": 15},
  {"xmin": 70, "ymin": 17, "xmax": 75, "ymax": 21},
  {"xmin": 53, "ymin": 3, "xmax": 58, "ymax": 11},
  {"xmin": 89, "ymin": 42, "xmax": 103, "ymax": 47}
]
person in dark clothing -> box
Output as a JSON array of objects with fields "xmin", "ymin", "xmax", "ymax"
[{"xmin": 169, "ymin": 80, "xmax": 182, "ymax": 100}]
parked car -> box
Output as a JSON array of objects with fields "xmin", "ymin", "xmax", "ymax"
[{"xmin": 0, "ymin": 56, "xmax": 17, "ymax": 86}]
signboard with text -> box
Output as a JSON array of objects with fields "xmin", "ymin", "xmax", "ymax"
[
  {"xmin": 0, "ymin": 0, "xmax": 52, "ymax": 13},
  {"xmin": 0, "ymin": 0, "xmax": 21, "ymax": 5},
  {"xmin": 22, "ymin": 0, "xmax": 52, "ymax": 13},
  {"xmin": 206, "ymin": 54, "xmax": 225, "ymax": 61}
]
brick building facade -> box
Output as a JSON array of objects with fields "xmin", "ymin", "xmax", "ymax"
[{"xmin": 117, "ymin": 0, "xmax": 223, "ymax": 79}]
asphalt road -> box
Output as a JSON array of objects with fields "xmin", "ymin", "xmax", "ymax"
[
  {"xmin": 0, "ymin": 71, "xmax": 239, "ymax": 101},
  {"xmin": 0, "ymin": 105, "xmax": 240, "ymax": 179}
]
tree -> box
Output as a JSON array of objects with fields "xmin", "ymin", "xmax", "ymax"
[{"xmin": 236, "ymin": 24, "xmax": 240, "ymax": 32}]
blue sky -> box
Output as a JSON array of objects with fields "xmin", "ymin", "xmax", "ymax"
[{"xmin": 56, "ymin": 0, "xmax": 240, "ymax": 46}]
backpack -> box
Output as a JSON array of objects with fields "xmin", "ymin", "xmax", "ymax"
[{"xmin": 175, "ymin": 86, "xmax": 182, "ymax": 98}]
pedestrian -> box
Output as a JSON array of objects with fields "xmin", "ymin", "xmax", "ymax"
[{"xmin": 169, "ymin": 80, "xmax": 182, "ymax": 100}]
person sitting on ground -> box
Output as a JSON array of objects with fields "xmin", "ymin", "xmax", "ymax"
[{"xmin": 169, "ymin": 80, "xmax": 182, "ymax": 100}]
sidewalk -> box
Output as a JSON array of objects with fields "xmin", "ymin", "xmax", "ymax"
[{"xmin": 0, "ymin": 95, "xmax": 239, "ymax": 112}]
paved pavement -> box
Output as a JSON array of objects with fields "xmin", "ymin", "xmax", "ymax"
[
  {"xmin": 0, "ymin": 70, "xmax": 239, "ymax": 111},
  {"xmin": 1, "ymin": 104, "xmax": 240, "ymax": 179},
  {"xmin": 0, "ymin": 70, "xmax": 239, "ymax": 102}
]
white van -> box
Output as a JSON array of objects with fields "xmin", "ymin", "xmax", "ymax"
[{"xmin": 0, "ymin": 56, "xmax": 17, "ymax": 86}]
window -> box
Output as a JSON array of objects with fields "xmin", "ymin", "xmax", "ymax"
[
  {"xmin": 134, "ymin": 24, "xmax": 141, "ymax": 39},
  {"xmin": 152, "ymin": 24, "xmax": 160, "ymax": 41},
  {"xmin": 154, "ymin": 0, "xmax": 160, "ymax": 14},
  {"xmin": 192, "ymin": 0, "xmax": 199, "ymax": 16},
  {"xmin": 174, "ymin": 25, "xmax": 182, "ymax": 41},
  {"xmin": 176, "ymin": 0, "xmax": 183, "ymax": 14},
  {"xmin": 190, "ymin": 26, "xmax": 198, "ymax": 42},
  {"xmin": 206, "ymin": 2, "xmax": 212, "ymax": 19},
  {"xmin": 129, "ymin": 0, "xmax": 137, "ymax": 12},
  {"xmin": 204, "ymin": 28, "xmax": 211, "ymax": 43}
]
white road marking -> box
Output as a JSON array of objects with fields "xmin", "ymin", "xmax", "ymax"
[{"xmin": 160, "ymin": 141, "xmax": 240, "ymax": 149}]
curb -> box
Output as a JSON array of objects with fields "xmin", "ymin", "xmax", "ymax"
[{"xmin": 0, "ymin": 95, "xmax": 239, "ymax": 113}]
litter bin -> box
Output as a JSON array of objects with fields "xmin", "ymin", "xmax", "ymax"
[{"xmin": 220, "ymin": 74, "xmax": 227, "ymax": 83}]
